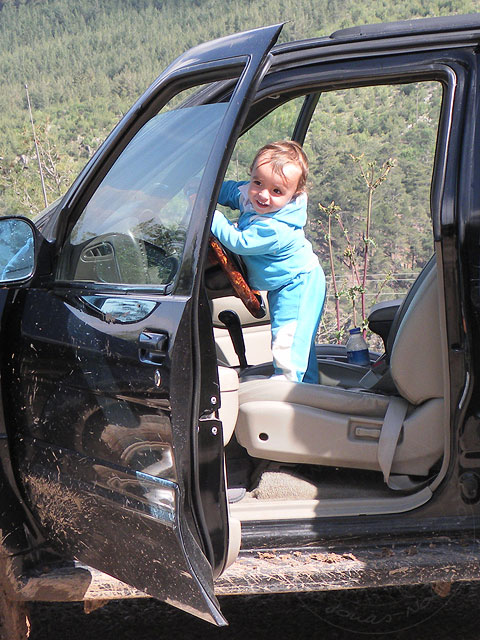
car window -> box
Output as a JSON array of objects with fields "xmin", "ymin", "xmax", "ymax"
[
  {"xmin": 302, "ymin": 81, "xmax": 441, "ymax": 344},
  {"xmin": 57, "ymin": 84, "xmax": 229, "ymax": 287},
  {"xmin": 219, "ymin": 80, "xmax": 442, "ymax": 347}
]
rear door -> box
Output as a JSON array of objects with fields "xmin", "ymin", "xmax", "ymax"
[{"xmin": 1, "ymin": 25, "xmax": 282, "ymax": 625}]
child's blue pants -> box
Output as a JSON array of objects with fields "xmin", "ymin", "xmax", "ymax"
[{"xmin": 268, "ymin": 265, "xmax": 326, "ymax": 384}]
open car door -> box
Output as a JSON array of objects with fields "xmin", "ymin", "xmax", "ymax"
[{"xmin": 0, "ymin": 24, "xmax": 282, "ymax": 625}]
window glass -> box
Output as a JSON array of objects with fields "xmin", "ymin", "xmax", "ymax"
[{"xmin": 58, "ymin": 85, "xmax": 229, "ymax": 286}]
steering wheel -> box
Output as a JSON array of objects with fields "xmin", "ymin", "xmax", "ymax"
[{"xmin": 208, "ymin": 236, "xmax": 266, "ymax": 319}]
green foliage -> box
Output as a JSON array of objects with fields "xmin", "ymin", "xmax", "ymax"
[
  {"xmin": 221, "ymin": 78, "xmax": 442, "ymax": 341},
  {"xmin": 0, "ymin": 116, "xmax": 90, "ymax": 216},
  {"xmin": 305, "ymin": 82, "xmax": 441, "ymax": 269},
  {"xmin": 0, "ymin": 0, "xmax": 476, "ymax": 213}
]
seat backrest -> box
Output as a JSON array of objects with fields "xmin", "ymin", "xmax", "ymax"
[
  {"xmin": 390, "ymin": 259, "xmax": 444, "ymax": 405},
  {"xmin": 386, "ymin": 255, "xmax": 436, "ymax": 358}
]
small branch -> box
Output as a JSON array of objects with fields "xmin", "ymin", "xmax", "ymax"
[
  {"xmin": 324, "ymin": 203, "xmax": 341, "ymax": 331},
  {"xmin": 25, "ymin": 83, "xmax": 48, "ymax": 208}
]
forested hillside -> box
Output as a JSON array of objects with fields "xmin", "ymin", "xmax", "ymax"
[
  {"xmin": 0, "ymin": 0, "xmax": 478, "ymax": 215},
  {"xmin": 0, "ymin": 0, "xmax": 479, "ymax": 337}
]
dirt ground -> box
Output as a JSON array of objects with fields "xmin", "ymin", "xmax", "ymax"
[{"xmin": 27, "ymin": 580, "xmax": 480, "ymax": 639}]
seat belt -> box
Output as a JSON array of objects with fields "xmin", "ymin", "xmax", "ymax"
[
  {"xmin": 377, "ymin": 396, "xmax": 409, "ymax": 489},
  {"xmin": 358, "ymin": 354, "xmax": 398, "ymax": 394}
]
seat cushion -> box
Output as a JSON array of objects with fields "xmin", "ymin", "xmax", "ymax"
[
  {"xmin": 239, "ymin": 378, "xmax": 391, "ymax": 417},
  {"xmin": 236, "ymin": 378, "xmax": 443, "ymax": 475}
]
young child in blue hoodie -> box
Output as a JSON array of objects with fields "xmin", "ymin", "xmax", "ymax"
[{"xmin": 211, "ymin": 140, "xmax": 325, "ymax": 384}]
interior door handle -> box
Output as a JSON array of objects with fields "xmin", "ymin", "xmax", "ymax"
[{"xmin": 139, "ymin": 331, "xmax": 168, "ymax": 364}]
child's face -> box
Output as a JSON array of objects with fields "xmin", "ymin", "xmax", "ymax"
[{"xmin": 248, "ymin": 158, "xmax": 302, "ymax": 215}]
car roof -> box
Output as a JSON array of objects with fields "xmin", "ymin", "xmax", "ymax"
[
  {"xmin": 272, "ymin": 12, "xmax": 480, "ymax": 55},
  {"xmin": 330, "ymin": 13, "xmax": 480, "ymax": 40}
]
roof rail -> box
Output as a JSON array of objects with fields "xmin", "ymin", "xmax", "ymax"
[{"xmin": 330, "ymin": 13, "xmax": 480, "ymax": 41}]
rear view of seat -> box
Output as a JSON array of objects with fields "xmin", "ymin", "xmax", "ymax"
[{"xmin": 235, "ymin": 258, "xmax": 445, "ymax": 480}]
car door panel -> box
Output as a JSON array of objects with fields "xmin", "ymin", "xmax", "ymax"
[
  {"xmin": 1, "ymin": 23, "xmax": 283, "ymax": 625},
  {"xmin": 6, "ymin": 282, "xmax": 230, "ymax": 622}
]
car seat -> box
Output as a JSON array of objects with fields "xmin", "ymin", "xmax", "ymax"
[{"xmin": 234, "ymin": 256, "xmax": 445, "ymax": 485}]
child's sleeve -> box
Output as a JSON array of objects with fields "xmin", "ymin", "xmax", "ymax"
[
  {"xmin": 211, "ymin": 211, "xmax": 278, "ymax": 255},
  {"xmin": 217, "ymin": 180, "xmax": 246, "ymax": 210}
]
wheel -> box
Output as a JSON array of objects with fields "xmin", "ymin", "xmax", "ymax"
[{"xmin": 0, "ymin": 553, "xmax": 30, "ymax": 640}]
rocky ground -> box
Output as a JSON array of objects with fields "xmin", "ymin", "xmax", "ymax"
[{"xmin": 27, "ymin": 580, "xmax": 480, "ymax": 639}]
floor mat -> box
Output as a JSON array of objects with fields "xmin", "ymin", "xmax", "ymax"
[
  {"xmin": 249, "ymin": 465, "xmax": 393, "ymax": 501},
  {"xmin": 251, "ymin": 468, "xmax": 321, "ymax": 500}
]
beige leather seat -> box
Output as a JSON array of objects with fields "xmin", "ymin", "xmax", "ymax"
[{"xmin": 235, "ymin": 259, "xmax": 445, "ymax": 480}]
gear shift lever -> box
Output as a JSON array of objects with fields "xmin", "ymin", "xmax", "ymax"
[{"xmin": 218, "ymin": 310, "xmax": 248, "ymax": 370}]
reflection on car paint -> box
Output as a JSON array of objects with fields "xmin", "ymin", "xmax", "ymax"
[
  {"xmin": 101, "ymin": 415, "xmax": 176, "ymax": 480},
  {"xmin": 82, "ymin": 296, "xmax": 157, "ymax": 323},
  {"xmin": 92, "ymin": 463, "xmax": 176, "ymax": 523}
]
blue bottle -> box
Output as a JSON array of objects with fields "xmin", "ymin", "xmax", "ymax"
[{"xmin": 346, "ymin": 327, "xmax": 370, "ymax": 366}]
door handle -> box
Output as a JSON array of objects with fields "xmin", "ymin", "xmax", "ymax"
[{"xmin": 139, "ymin": 331, "xmax": 168, "ymax": 364}]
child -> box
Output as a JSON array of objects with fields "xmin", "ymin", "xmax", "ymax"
[{"xmin": 211, "ymin": 140, "xmax": 325, "ymax": 384}]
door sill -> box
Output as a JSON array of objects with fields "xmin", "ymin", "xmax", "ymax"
[{"xmin": 229, "ymin": 487, "xmax": 432, "ymax": 521}]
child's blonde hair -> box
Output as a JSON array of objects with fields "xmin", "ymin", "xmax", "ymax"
[{"xmin": 250, "ymin": 140, "xmax": 309, "ymax": 194}]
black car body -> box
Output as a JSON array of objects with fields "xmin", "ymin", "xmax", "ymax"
[{"xmin": 0, "ymin": 13, "xmax": 480, "ymax": 629}]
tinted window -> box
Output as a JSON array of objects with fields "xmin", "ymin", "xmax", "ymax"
[{"xmin": 58, "ymin": 87, "xmax": 229, "ymax": 287}]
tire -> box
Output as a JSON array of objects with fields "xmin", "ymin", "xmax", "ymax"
[{"xmin": 0, "ymin": 553, "xmax": 30, "ymax": 640}]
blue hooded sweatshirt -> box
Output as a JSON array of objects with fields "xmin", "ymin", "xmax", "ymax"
[{"xmin": 211, "ymin": 180, "xmax": 319, "ymax": 291}]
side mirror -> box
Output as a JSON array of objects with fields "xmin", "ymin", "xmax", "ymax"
[{"xmin": 0, "ymin": 217, "xmax": 36, "ymax": 283}]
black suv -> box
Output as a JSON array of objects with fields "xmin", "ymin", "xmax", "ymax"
[{"xmin": 0, "ymin": 14, "xmax": 480, "ymax": 632}]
